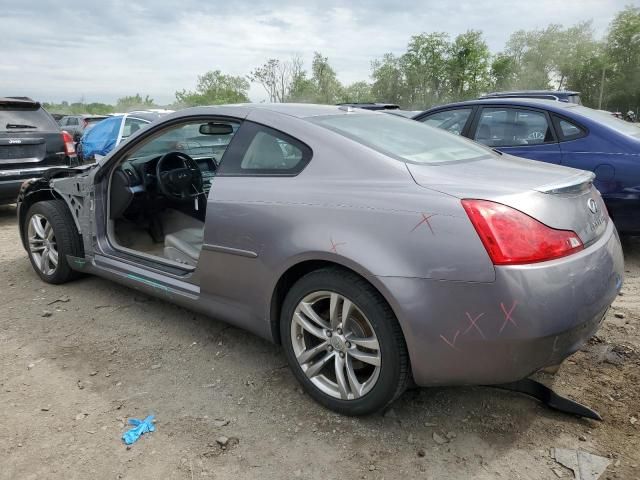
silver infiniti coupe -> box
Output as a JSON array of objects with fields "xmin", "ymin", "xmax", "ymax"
[{"xmin": 17, "ymin": 104, "xmax": 623, "ymax": 415}]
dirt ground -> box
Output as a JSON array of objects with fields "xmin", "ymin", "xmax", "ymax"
[{"xmin": 1, "ymin": 204, "xmax": 638, "ymax": 480}]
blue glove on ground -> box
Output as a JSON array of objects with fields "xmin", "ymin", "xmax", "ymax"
[{"xmin": 122, "ymin": 415, "xmax": 155, "ymax": 445}]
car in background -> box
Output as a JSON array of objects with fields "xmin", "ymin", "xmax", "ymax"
[
  {"xmin": 336, "ymin": 102, "xmax": 401, "ymax": 111},
  {"xmin": 59, "ymin": 114, "xmax": 109, "ymax": 142},
  {"xmin": 337, "ymin": 103, "xmax": 420, "ymax": 118},
  {"xmin": 78, "ymin": 111, "xmax": 165, "ymax": 162},
  {"xmin": 479, "ymin": 90, "xmax": 582, "ymax": 104},
  {"xmin": 414, "ymin": 98, "xmax": 640, "ymax": 233},
  {"xmin": 0, "ymin": 96, "xmax": 77, "ymax": 204}
]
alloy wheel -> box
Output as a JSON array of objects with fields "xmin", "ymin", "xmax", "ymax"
[
  {"xmin": 291, "ymin": 291, "xmax": 381, "ymax": 400},
  {"xmin": 27, "ymin": 214, "xmax": 59, "ymax": 276}
]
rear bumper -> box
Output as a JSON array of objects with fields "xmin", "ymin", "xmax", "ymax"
[
  {"xmin": 377, "ymin": 221, "xmax": 624, "ymax": 386},
  {"xmin": 0, "ymin": 167, "xmax": 54, "ymax": 203}
]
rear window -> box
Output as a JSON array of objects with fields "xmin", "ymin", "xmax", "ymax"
[
  {"xmin": 312, "ymin": 113, "xmax": 492, "ymax": 164},
  {"xmin": 0, "ymin": 105, "xmax": 59, "ymax": 132},
  {"xmin": 572, "ymin": 106, "xmax": 640, "ymax": 138}
]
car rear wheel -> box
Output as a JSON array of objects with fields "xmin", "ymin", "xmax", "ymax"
[
  {"xmin": 24, "ymin": 200, "xmax": 83, "ymax": 284},
  {"xmin": 281, "ymin": 268, "xmax": 409, "ymax": 415}
]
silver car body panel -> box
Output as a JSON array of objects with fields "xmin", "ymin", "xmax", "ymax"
[{"xmin": 20, "ymin": 104, "xmax": 624, "ymax": 387}]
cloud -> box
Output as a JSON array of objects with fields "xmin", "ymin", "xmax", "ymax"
[{"xmin": 0, "ymin": 0, "xmax": 629, "ymax": 104}]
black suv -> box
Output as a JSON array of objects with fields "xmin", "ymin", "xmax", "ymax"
[{"xmin": 0, "ymin": 97, "xmax": 78, "ymax": 204}]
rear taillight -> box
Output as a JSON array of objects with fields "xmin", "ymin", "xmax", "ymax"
[
  {"xmin": 62, "ymin": 130, "xmax": 75, "ymax": 155},
  {"xmin": 462, "ymin": 199, "xmax": 583, "ymax": 265}
]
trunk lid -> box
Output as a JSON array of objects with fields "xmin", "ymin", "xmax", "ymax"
[{"xmin": 406, "ymin": 154, "xmax": 608, "ymax": 246}]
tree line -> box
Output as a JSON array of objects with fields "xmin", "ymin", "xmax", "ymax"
[{"xmin": 47, "ymin": 6, "xmax": 639, "ymax": 115}]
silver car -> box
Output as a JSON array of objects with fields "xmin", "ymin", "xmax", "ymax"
[{"xmin": 17, "ymin": 104, "xmax": 623, "ymax": 415}]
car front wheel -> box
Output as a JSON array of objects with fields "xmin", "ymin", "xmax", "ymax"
[
  {"xmin": 24, "ymin": 200, "xmax": 83, "ymax": 284},
  {"xmin": 281, "ymin": 268, "xmax": 410, "ymax": 415}
]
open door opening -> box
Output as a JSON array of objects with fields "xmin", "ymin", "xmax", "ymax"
[{"xmin": 106, "ymin": 119, "xmax": 239, "ymax": 268}]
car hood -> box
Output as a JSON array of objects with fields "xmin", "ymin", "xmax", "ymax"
[{"xmin": 406, "ymin": 153, "xmax": 608, "ymax": 245}]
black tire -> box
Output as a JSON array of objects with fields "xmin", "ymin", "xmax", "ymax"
[
  {"xmin": 23, "ymin": 200, "xmax": 84, "ymax": 284},
  {"xmin": 280, "ymin": 267, "xmax": 410, "ymax": 416}
]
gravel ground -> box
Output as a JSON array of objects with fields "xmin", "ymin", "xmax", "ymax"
[{"xmin": 1, "ymin": 203, "xmax": 638, "ymax": 480}]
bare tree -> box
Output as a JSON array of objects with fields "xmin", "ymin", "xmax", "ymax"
[{"xmin": 249, "ymin": 55, "xmax": 306, "ymax": 102}]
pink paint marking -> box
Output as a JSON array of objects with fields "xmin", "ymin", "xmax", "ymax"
[
  {"xmin": 440, "ymin": 330, "xmax": 461, "ymax": 351},
  {"xmin": 410, "ymin": 213, "xmax": 435, "ymax": 235},
  {"xmin": 499, "ymin": 300, "xmax": 518, "ymax": 334},
  {"xmin": 463, "ymin": 312, "xmax": 485, "ymax": 339},
  {"xmin": 329, "ymin": 237, "xmax": 346, "ymax": 253}
]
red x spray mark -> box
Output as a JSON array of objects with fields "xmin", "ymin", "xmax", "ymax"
[
  {"xmin": 329, "ymin": 237, "xmax": 346, "ymax": 253},
  {"xmin": 463, "ymin": 312, "xmax": 485, "ymax": 339},
  {"xmin": 440, "ymin": 330, "xmax": 461, "ymax": 351},
  {"xmin": 410, "ymin": 213, "xmax": 435, "ymax": 235},
  {"xmin": 499, "ymin": 300, "xmax": 518, "ymax": 334}
]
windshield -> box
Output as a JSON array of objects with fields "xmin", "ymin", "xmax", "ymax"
[
  {"xmin": 312, "ymin": 113, "xmax": 492, "ymax": 164},
  {"xmin": 572, "ymin": 106, "xmax": 640, "ymax": 137}
]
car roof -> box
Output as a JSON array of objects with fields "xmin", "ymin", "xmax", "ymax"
[
  {"xmin": 416, "ymin": 97, "xmax": 579, "ymax": 116},
  {"xmin": 166, "ymin": 103, "xmax": 383, "ymax": 121},
  {"xmin": 481, "ymin": 90, "xmax": 580, "ymax": 97}
]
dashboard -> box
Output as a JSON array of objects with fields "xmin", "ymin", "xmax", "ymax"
[{"xmin": 119, "ymin": 154, "xmax": 217, "ymax": 196}]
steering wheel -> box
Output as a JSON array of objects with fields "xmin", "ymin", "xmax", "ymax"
[
  {"xmin": 527, "ymin": 130, "xmax": 545, "ymax": 141},
  {"xmin": 155, "ymin": 151, "xmax": 203, "ymax": 202}
]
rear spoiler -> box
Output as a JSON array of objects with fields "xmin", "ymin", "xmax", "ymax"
[
  {"xmin": 0, "ymin": 97, "xmax": 40, "ymax": 108},
  {"xmin": 535, "ymin": 171, "xmax": 595, "ymax": 195}
]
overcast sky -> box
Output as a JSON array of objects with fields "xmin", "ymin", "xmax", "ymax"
[{"xmin": 0, "ymin": 0, "xmax": 631, "ymax": 105}]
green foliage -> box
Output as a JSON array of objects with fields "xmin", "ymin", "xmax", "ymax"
[
  {"xmin": 605, "ymin": 6, "xmax": 640, "ymax": 111},
  {"xmin": 310, "ymin": 52, "xmax": 343, "ymax": 104},
  {"xmin": 115, "ymin": 94, "xmax": 155, "ymax": 112},
  {"xmin": 43, "ymin": 100, "xmax": 114, "ymax": 116},
  {"xmin": 447, "ymin": 30, "xmax": 491, "ymax": 99},
  {"xmin": 175, "ymin": 70, "xmax": 250, "ymax": 107},
  {"xmin": 371, "ymin": 53, "xmax": 405, "ymax": 105},
  {"xmin": 370, "ymin": 31, "xmax": 491, "ymax": 108},
  {"xmin": 340, "ymin": 81, "xmax": 375, "ymax": 103}
]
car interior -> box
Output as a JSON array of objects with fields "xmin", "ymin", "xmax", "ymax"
[
  {"xmin": 474, "ymin": 109, "xmax": 553, "ymax": 147},
  {"xmin": 107, "ymin": 120, "xmax": 238, "ymax": 267}
]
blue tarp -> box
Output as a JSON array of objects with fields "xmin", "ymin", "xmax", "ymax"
[{"xmin": 81, "ymin": 116, "xmax": 122, "ymax": 158}]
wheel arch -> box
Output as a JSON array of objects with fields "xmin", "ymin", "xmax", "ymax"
[
  {"xmin": 18, "ymin": 182, "xmax": 61, "ymax": 249},
  {"xmin": 269, "ymin": 257, "xmax": 408, "ymax": 348}
]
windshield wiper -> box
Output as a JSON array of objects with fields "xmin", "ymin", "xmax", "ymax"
[{"xmin": 6, "ymin": 123, "xmax": 37, "ymax": 129}]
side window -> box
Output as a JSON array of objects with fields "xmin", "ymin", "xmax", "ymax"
[
  {"xmin": 474, "ymin": 108, "xmax": 553, "ymax": 147},
  {"xmin": 420, "ymin": 108, "xmax": 472, "ymax": 135},
  {"xmin": 218, "ymin": 122, "xmax": 312, "ymax": 176},
  {"xmin": 59, "ymin": 117, "xmax": 68, "ymax": 126},
  {"xmin": 67, "ymin": 117, "xmax": 79, "ymax": 126},
  {"xmin": 121, "ymin": 118, "xmax": 148, "ymax": 139},
  {"xmin": 555, "ymin": 117, "xmax": 585, "ymax": 140}
]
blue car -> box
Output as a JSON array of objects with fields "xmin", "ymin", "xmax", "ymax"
[
  {"xmin": 78, "ymin": 111, "xmax": 165, "ymax": 162},
  {"xmin": 414, "ymin": 98, "xmax": 640, "ymax": 233}
]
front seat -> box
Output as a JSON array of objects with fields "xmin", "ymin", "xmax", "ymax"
[{"xmin": 164, "ymin": 228, "xmax": 204, "ymax": 266}]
